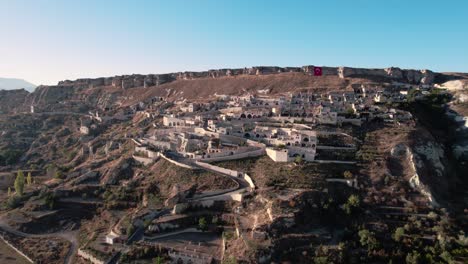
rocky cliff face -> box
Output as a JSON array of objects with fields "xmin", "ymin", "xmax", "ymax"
[
  {"xmin": 54, "ymin": 65, "xmax": 436, "ymax": 91},
  {"xmin": 337, "ymin": 66, "xmax": 434, "ymax": 84},
  {"xmin": 12, "ymin": 65, "xmax": 442, "ymax": 114}
]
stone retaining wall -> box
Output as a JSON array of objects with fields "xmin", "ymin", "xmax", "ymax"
[
  {"xmin": 0, "ymin": 234, "xmax": 34, "ymax": 263},
  {"xmin": 160, "ymin": 153, "xmax": 196, "ymax": 169},
  {"xmin": 77, "ymin": 248, "xmax": 107, "ymax": 264}
]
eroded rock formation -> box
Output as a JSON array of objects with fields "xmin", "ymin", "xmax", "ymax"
[{"xmin": 52, "ymin": 65, "xmax": 436, "ymax": 92}]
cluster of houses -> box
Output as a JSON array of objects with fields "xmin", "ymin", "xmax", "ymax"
[
  {"xmin": 128, "ymin": 84, "xmax": 423, "ymax": 164},
  {"xmin": 101, "ymin": 83, "xmax": 435, "ymax": 263}
]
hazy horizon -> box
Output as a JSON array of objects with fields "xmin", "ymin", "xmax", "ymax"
[{"xmin": 1, "ymin": 0, "xmax": 467, "ymax": 85}]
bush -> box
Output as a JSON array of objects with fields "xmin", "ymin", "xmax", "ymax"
[
  {"xmin": 343, "ymin": 170, "xmax": 353, "ymax": 179},
  {"xmin": 126, "ymin": 224, "xmax": 135, "ymax": 236},
  {"xmin": 5, "ymin": 195, "xmax": 21, "ymax": 209},
  {"xmin": 344, "ymin": 194, "xmax": 360, "ymax": 215},
  {"xmin": 222, "ymin": 256, "xmax": 238, "ymax": 264},
  {"xmin": 393, "ymin": 227, "xmax": 405, "ymax": 242},
  {"xmin": 313, "ymin": 256, "xmax": 328, "ymax": 264},
  {"xmin": 0, "ymin": 150, "xmax": 22, "ymax": 165},
  {"xmin": 406, "ymin": 250, "xmax": 422, "ymax": 264},
  {"xmin": 43, "ymin": 192, "xmax": 56, "ymax": 209},
  {"xmin": 358, "ymin": 229, "xmax": 379, "ymax": 251},
  {"xmin": 440, "ymin": 251, "xmax": 454, "ymax": 264},
  {"xmin": 223, "ymin": 231, "xmax": 235, "ymax": 240},
  {"xmin": 198, "ymin": 217, "xmax": 208, "ymax": 231}
]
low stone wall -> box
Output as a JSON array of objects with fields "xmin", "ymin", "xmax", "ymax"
[
  {"xmin": 338, "ymin": 117, "xmax": 362, "ymax": 126},
  {"xmin": 199, "ymin": 148, "xmax": 265, "ymax": 162},
  {"xmin": 168, "ymin": 250, "xmax": 213, "ymax": 264},
  {"xmin": 0, "ymin": 234, "xmax": 34, "ymax": 263},
  {"xmin": 132, "ymin": 155, "xmax": 155, "ymax": 166},
  {"xmin": 173, "ymin": 190, "xmax": 245, "ymax": 214},
  {"xmin": 316, "ymin": 146, "xmax": 356, "ymax": 151},
  {"xmin": 160, "ymin": 153, "xmax": 196, "ymax": 169},
  {"xmin": 314, "ymin": 160, "xmax": 356, "ymax": 164},
  {"xmin": 270, "ymin": 116, "xmax": 315, "ymax": 123},
  {"xmin": 135, "ymin": 146, "xmax": 159, "ymax": 158},
  {"xmin": 144, "ymin": 228, "xmax": 200, "ymax": 240},
  {"xmin": 246, "ymin": 139, "xmax": 267, "ymax": 148},
  {"xmin": 195, "ymin": 161, "xmax": 256, "ymax": 190},
  {"xmin": 191, "ymin": 184, "xmax": 239, "ymax": 199},
  {"xmin": 221, "ymin": 236, "xmax": 226, "ymax": 261},
  {"xmin": 195, "ymin": 161, "xmax": 240, "ymax": 177},
  {"xmin": 326, "ymin": 178, "xmax": 358, "ymax": 189},
  {"xmin": 77, "ymin": 248, "xmax": 106, "ymax": 264},
  {"xmin": 266, "ymin": 148, "xmax": 289, "ymax": 162},
  {"xmin": 242, "ymin": 174, "xmax": 256, "ymax": 189},
  {"xmin": 195, "ymin": 188, "xmax": 245, "ymax": 202}
]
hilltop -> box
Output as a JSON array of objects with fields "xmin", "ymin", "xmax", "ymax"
[{"xmin": 0, "ymin": 78, "xmax": 36, "ymax": 92}]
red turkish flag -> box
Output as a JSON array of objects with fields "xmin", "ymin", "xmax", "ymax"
[{"xmin": 314, "ymin": 66, "xmax": 322, "ymax": 76}]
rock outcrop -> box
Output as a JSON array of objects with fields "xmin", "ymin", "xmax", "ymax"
[
  {"xmin": 52, "ymin": 65, "xmax": 437, "ymax": 92},
  {"xmin": 18, "ymin": 65, "xmax": 444, "ymax": 115},
  {"xmin": 338, "ymin": 66, "xmax": 434, "ymax": 84}
]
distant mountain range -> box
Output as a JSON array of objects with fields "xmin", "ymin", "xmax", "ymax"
[{"xmin": 0, "ymin": 77, "xmax": 36, "ymax": 92}]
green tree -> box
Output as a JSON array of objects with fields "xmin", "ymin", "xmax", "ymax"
[
  {"xmin": 406, "ymin": 250, "xmax": 421, "ymax": 264},
  {"xmin": 393, "ymin": 227, "xmax": 405, "ymax": 242},
  {"xmin": 198, "ymin": 217, "xmax": 208, "ymax": 231},
  {"xmin": 14, "ymin": 169, "xmax": 25, "ymax": 196},
  {"xmin": 344, "ymin": 194, "xmax": 360, "ymax": 215},
  {"xmin": 358, "ymin": 229, "xmax": 379, "ymax": 251},
  {"xmin": 26, "ymin": 172, "xmax": 32, "ymax": 185},
  {"xmin": 153, "ymin": 256, "xmax": 163, "ymax": 264},
  {"xmin": 314, "ymin": 256, "xmax": 328, "ymax": 264},
  {"xmin": 440, "ymin": 251, "xmax": 454, "ymax": 264}
]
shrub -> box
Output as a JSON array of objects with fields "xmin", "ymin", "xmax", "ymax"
[
  {"xmin": 393, "ymin": 227, "xmax": 405, "ymax": 242},
  {"xmin": 440, "ymin": 251, "xmax": 454, "ymax": 264},
  {"xmin": 126, "ymin": 224, "xmax": 135, "ymax": 236},
  {"xmin": 343, "ymin": 170, "xmax": 353, "ymax": 179},
  {"xmin": 5, "ymin": 195, "xmax": 21, "ymax": 209},
  {"xmin": 198, "ymin": 217, "xmax": 208, "ymax": 231},
  {"xmin": 0, "ymin": 150, "xmax": 22, "ymax": 165},
  {"xmin": 222, "ymin": 256, "xmax": 238, "ymax": 264},
  {"xmin": 344, "ymin": 194, "xmax": 360, "ymax": 215},
  {"xmin": 406, "ymin": 250, "xmax": 422, "ymax": 264},
  {"xmin": 358, "ymin": 229, "xmax": 379, "ymax": 251}
]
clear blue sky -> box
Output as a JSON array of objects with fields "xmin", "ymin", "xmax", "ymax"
[{"xmin": 1, "ymin": 0, "xmax": 467, "ymax": 85}]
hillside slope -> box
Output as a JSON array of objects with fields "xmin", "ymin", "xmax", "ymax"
[{"xmin": 0, "ymin": 78, "xmax": 36, "ymax": 92}]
